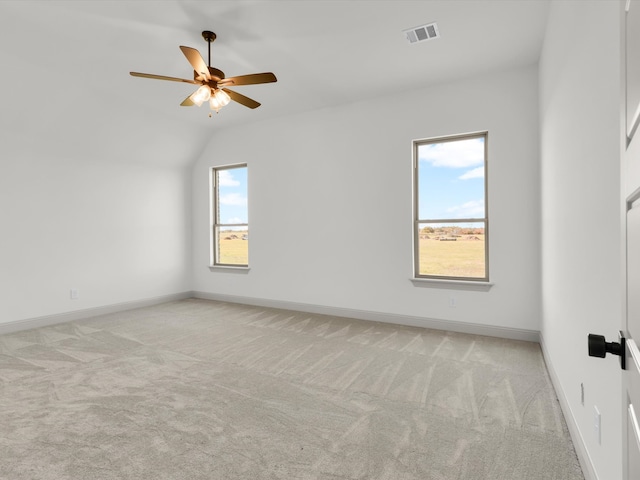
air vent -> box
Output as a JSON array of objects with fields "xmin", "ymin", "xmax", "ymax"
[{"xmin": 403, "ymin": 23, "xmax": 440, "ymax": 44}]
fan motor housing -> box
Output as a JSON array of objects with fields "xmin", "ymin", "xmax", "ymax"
[
  {"xmin": 208, "ymin": 67, "xmax": 225, "ymax": 81},
  {"xmin": 194, "ymin": 67, "xmax": 225, "ymax": 83}
]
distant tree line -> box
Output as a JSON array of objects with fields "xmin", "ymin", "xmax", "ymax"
[{"xmin": 420, "ymin": 226, "xmax": 484, "ymax": 235}]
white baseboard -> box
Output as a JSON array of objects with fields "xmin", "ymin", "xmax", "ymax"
[
  {"xmin": 539, "ymin": 334, "xmax": 597, "ymax": 480},
  {"xmin": 1, "ymin": 289, "xmax": 540, "ymax": 343},
  {"xmin": 0, "ymin": 292, "xmax": 193, "ymax": 335},
  {"xmin": 192, "ymin": 291, "xmax": 540, "ymax": 343}
]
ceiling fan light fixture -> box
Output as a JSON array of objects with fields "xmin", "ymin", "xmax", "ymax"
[
  {"xmin": 130, "ymin": 29, "xmax": 277, "ymax": 115},
  {"xmin": 209, "ymin": 89, "xmax": 231, "ymax": 112},
  {"xmin": 209, "ymin": 96, "xmax": 222, "ymax": 112},
  {"xmin": 190, "ymin": 85, "xmax": 212, "ymax": 106},
  {"xmin": 216, "ymin": 89, "xmax": 231, "ymax": 106}
]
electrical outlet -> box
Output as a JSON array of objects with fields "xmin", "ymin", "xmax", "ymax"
[
  {"xmin": 449, "ymin": 296, "xmax": 457, "ymax": 308},
  {"xmin": 594, "ymin": 406, "xmax": 601, "ymax": 444},
  {"xmin": 70, "ymin": 288, "xmax": 79, "ymax": 300},
  {"xmin": 581, "ymin": 383, "xmax": 584, "ymax": 406}
]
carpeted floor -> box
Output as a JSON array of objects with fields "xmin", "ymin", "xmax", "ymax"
[{"xmin": 0, "ymin": 298, "xmax": 584, "ymax": 479}]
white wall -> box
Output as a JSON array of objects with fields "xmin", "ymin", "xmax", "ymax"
[
  {"xmin": 0, "ymin": 137, "xmax": 193, "ymax": 324},
  {"xmin": 539, "ymin": 1, "xmax": 622, "ymax": 479},
  {"xmin": 192, "ymin": 65, "xmax": 541, "ymax": 334}
]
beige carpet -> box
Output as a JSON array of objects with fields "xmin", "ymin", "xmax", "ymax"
[{"xmin": 0, "ymin": 298, "xmax": 584, "ymax": 479}]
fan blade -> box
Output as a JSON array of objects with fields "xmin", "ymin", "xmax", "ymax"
[
  {"xmin": 180, "ymin": 93, "xmax": 195, "ymax": 107},
  {"xmin": 130, "ymin": 72, "xmax": 199, "ymax": 85},
  {"xmin": 223, "ymin": 88, "xmax": 261, "ymax": 109},
  {"xmin": 218, "ymin": 72, "xmax": 277, "ymax": 87},
  {"xmin": 179, "ymin": 46, "xmax": 211, "ymax": 81}
]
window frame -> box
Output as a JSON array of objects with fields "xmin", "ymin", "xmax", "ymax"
[
  {"xmin": 210, "ymin": 163, "xmax": 249, "ymax": 268},
  {"xmin": 413, "ymin": 131, "xmax": 489, "ymax": 282}
]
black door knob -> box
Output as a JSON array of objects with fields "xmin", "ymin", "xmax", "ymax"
[{"xmin": 588, "ymin": 332, "xmax": 626, "ymax": 369}]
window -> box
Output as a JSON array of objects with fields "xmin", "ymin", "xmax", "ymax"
[
  {"xmin": 413, "ymin": 132, "xmax": 488, "ymax": 281},
  {"xmin": 211, "ymin": 164, "xmax": 248, "ymax": 267}
]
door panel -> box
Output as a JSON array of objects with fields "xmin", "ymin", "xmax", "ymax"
[
  {"xmin": 628, "ymin": 404, "xmax": 640, "ymax": 480},
  {"xmin": 626, "ymin": 339, "xmax": 640, "ymax": 478},
  {"xmin": 627, "ymin": 0, "xmax": 640, "ymax": 139},
  {"xmin": 628, "ymin": 203, "xmax": 640, "ymax": 340}
]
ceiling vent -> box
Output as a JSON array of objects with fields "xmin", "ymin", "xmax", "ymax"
[{"xmin": 403, "ymin": 23, "xmax": 440, "ymax": 44}]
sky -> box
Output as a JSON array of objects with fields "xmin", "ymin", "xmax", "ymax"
[
  {"xmin": 215, "ymin": 139, "xmax": 483, "ymax": 229},
  {"xmin": 417, "ymin": 136, "xmax": 485, "ymax": 223},
  {"xmin": 217, "ymin": 166, "xmax": 248, "ymax": 226}
]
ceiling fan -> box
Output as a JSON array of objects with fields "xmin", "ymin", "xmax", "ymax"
[{"xmin": 130, "ymin": 30, "xmax": 277, "ymax": 115}]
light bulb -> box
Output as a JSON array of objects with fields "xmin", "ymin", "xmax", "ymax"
[
  {"xmin": 209, "ymin": 96, "xmax": 222, "ymax": 112},
  {"xmin": 190, "ymin": 85, "xmax": 211, "ymax": 107},
  {"xmin": 209, "ymin": 89, "xmax": 231, "ymax": 113},
  {"xmin": 215, "ymin": 89, "xmax": 231, "ymax": 106}
]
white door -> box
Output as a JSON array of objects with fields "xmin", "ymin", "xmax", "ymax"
[{"xmin": 623, "ymin": 1, "xmax": 640, "ymax": 479}]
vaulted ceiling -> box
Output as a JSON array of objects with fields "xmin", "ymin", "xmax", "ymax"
[{"xmin": 0, "ymin": 1, "xmax": 550, "ymax": 167}]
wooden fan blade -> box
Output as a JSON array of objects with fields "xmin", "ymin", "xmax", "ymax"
[
  {"xmin": 180, "ymin": 93, "xmax": 195, "ymax": 106},
  {"xmin": 130, "ymin": 72, "xmax": 199, "ymax": 85},
  {"xmin": 218, "ymin": 72, "xmax": 277, "ymax": 87},
  {"xmin": 179, "ymin": 46, "xmax": 211, "ymax": 81},
  {"xmin": 222, "ymin": 88, "xmax": 261, "ymax": 109}
]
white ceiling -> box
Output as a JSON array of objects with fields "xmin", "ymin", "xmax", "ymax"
[{"xmin": 0, "ymin": 0, "xmax": 550, "ymax": 167}]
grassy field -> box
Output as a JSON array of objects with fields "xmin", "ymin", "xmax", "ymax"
[
  {"xmin": 217, "ymin": 230, "xmax": 249, "ymax": 265},
  {"xmin": 216, "ymin": 229, "xmax": 484, "ymax": 277},
  {"xmin": 418, "ymin": 234, "xmax": 486, "ymax": 278}
]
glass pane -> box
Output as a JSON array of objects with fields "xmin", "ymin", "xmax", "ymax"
[
  {"xmin": 417, "ymin": 222, "xmax": 486, "ymax": 278},
  {"xmin": 417, "ymin": 136, "xmax": 485, "ymax": 220},
  {"xmin": 216, "ymin": 227, "xmax": 248, "ymax": 265},
  {"xmin": 217, "ymin": 167, "xmax": 248, "ymax": 225}
]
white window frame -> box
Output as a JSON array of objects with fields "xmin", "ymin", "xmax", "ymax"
[
  {"xmin": 210, "ymin": 164, "xmax": 249, "ymax": 268},
  {"xmin": 413, "ymin": 131, "xmax": 489, "ymax": 282}
]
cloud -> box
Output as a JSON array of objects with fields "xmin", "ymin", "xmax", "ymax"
[
  {"xmin": 218, "ymin": 170, "xmax": 240, "ymax": 187},
  {"xmin": 226, "ymin": 217, "xmax": 245, "ymax": 224},
  {"xmin": 459, "ymin": 166, "xmax": 484, "ymax": 180},
  {"xmin": 220, "ymin": 193, "xmax": 247, "ymax": 206},
  {"xmin": 419, "ymin": 137, "xmax": 484, "ymax": 168},
  {"xmin": 446, "ymin": 199, "xmax": 485, "ymax": 218}
]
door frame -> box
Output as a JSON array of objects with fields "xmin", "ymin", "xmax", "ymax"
[{"xmin": 621, "ymin": 1, "xmax": 640, "ymax": 479}]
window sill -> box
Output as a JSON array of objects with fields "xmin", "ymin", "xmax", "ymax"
[
  {"xmin": 410, "ymin": 278, "xmax": 493, "ymax": 291},
  {"xmin": 208, "ymin": 265, "xmax": 251, "ymax": 274}
]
